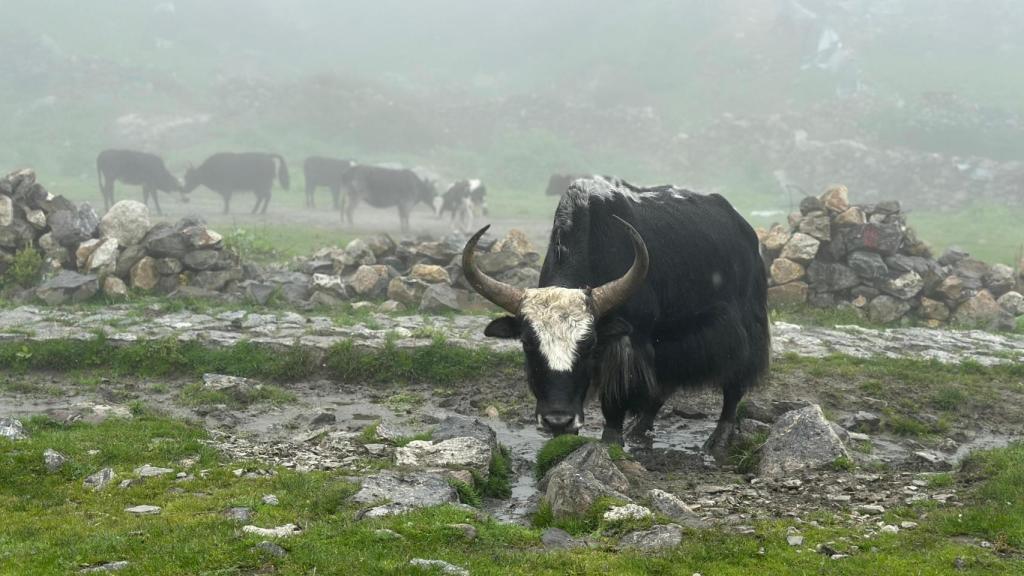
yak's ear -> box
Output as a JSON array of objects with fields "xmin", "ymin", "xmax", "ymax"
[
  {"xmin": 596, "ymin": 316, "xmax": 632, "ymax": 340},
  {"xmin": 484, "ymin": 316, "xmax": 521, "ymax": 339}
]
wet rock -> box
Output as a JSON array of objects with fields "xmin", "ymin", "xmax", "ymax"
[
  {"xmin": 183, "ymin": 250, "xmax": 220, "ymax": 271},
  {"xmin": 646, "ymin": 489, "xmax": 702, "ymax": 526},
  {"xmin": 768, "ymin": 282, "xmax": 808, "ymax": 306},
  {"xmin": 24, "ymin": 208, "xmax": 46, "ymax": 229},
  {"xmin": 130, "ymin": 257, "xmax": 159, "ymax": 291},
  {"xmin": 847, "ymin": 251, "xmax": 888, "ymax": 279},
  {"xmin": 242, "ymin": 524, "xmax": 302, "ymax": 538},
  {"xmin": 832, "ymin": 222, "xmax": 903, "ymax": 257},
  {"xmin": 353, "ymin": 470, "xmax": 459, "ymax": 517},
  {"xmin": 409, "ymin": 263, "xmax": 451, "ymax": 284},
  {"xmin": 124, "ymin": 505, "xmax": 161, "ymax": 515},
  {"xmin": 780, "ymin": 233, "xmax": 820, "ymax": 263},
  {"xmin": 539, "ymin": 442, "xmax": 631, "ymax": 519},
  {"xmin": 799, "ymin": 196, "xmax": 824, "ymax": 215},
  {"xmin": 255, "ymin": 541, "xmax": 287, "ymax": 557},
  {"xmin": 758, "ymin": 404, "xmax": 851, "ymax": 478},
  {"xmin": 1, "ymin": 417, "xmax": 28, "ymax": 440},
  {"xmin": 868, "ymin": 295, "xmax": 911, "ymax": 324},
  {"xmin": 541, "ymin": 527, "xmax": 582, "ymax": 549},
  {"xmin": 419, "ymin": 283, "xmax": 463, "ymax": 313},
  {"xmin": 762, "ymin": 224, "xmax": 791, "ymax": 252},
  {"xmin": 839, "ymin": 411, "xmax": 881, "ymax": 433},
  {"xmin": 820, "ymin": 185, "xmax": 850, "ymax": 213},
  {"xmin": 618, "ymin": 523, "xmax": 683, "ymax": 552},
  {"xmin": 38, "ymin": 232, "xmax": 69, "ymax": 264},
  {"xmin": 193, "ymin": 268, "xmax": 243, "ymax": 292},
  {"xmin": 409, "ymin": 558, "xmax": 469, "ymax": 576},
  {"xmin": 180, "ymin": 225, "xmax": 223, "ymax": 250},
  {"xmin": 935, "ymin": 275, "xmax": 966, "ymax": 304},
  {"xmin": 834, "ymin": 206, "xmax": 865, "ymax": 227},
  {"xmin": 919, "ymin": 297, "xmax": 951, "ymax": 322},
  {"xmin": 938, "ymin": 247, "xmax": 970, "ymax": 267},
  {"xmin": 99, "ymin": 201, "xmax": 151, "ymax": 246},
  {"xmin": 49, "ymin": 204, "xmax": 100, "ymax": 247},
  {"xmin": 953, "ymin": 259, "xmax": 989, "ymax": 291},
  {"xmin": 395, "ymin": 437, "xmax": 491, "ymax": 476},
  {"xmin": 770, "ymin": 258, "xmax": 805, "ymax": 285},
  {"xmin": 309, "ymin": 413, "xmax": 336, "ymax": 428},
  {"xmin": 857, "ymin": 504, "xmax": 885, "ymax": 515},
  {"xmin": 36, "ymin": 271, "xmax": 99, "ymax": 305}
]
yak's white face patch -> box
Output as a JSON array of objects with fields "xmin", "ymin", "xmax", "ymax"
[
  {"xmin": 467, "ymin": 178, "xmax": 482, "ymax": 192},
  {"xmin": 520, "ymin": 287, "xmax": 593, "ymax": 372}
]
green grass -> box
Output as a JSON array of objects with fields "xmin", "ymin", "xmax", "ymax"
[
  {"xmin": 729, "ymin": 431, "xmax": 769, "ymax": 475},
  {"xmin": 3, "ymin": 416, "xmax": 1024, "ymax": 574},
  {"xmin": 177, "ymin": 381, "xmax": 296, "ymax": 409},
  {"xmin": 534, "ymin": 435, "xmax": 592, "ymax": 481},
  {"xmin": 476, "ymin": 446, "xmax": 513, "ymax": 500}
]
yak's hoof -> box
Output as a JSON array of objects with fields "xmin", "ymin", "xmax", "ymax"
[
  {"xmin": 601, "ymin": 427, "xmax": 624, "ymax": 446},
  {"xmin": 702, "ymin": 421, "xmax": 737, "ymax": 463},
  {"xmin": 625, "ymin": 421, "xmax": 655, "ymax": 447}
]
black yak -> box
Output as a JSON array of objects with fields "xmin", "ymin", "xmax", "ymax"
[
  {"xmin": 183, "ymin": 152, "xmax": 289, "ymax": 215},
  {"xmin": 96, "ymin": 149, "xmax": 183, "ymax": 215}
]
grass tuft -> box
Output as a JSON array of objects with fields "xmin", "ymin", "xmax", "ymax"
[{"xmin": 535, "ymin": 435, "xmax": 591, "ymax": 481}]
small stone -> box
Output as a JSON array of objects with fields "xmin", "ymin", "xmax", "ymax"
[
  {"xmin": 820, "ymin": 185, "xmax": 850, "ymax": 213},
  {"xmin": 541, "ymin": 527, "xmax": 582, "ymax": 549},
  {"xmin": 618, "ymin": 523, "xmax": 684, "ymax": 552},
  {"xmin": 770, "ymin": 258, "xmax": 805, "ymax": 285},
  {"xmin": 780, "ymin": 233, "xmax": 820, "ymax": 263},
  {"xmin": 134, "ymin": 464, "xmax": 174, "ymax": 478},
  {"xmin": 374, "ymin": 528, "xmax": 404, "ymax": 540},
  {"xmin": 484, "ymin": 405, "xmax": 500, "ymax": 418},
  {"xmin": 223, "ymin": 507, "xmax": 254, "ymax": 523},
  {"xmin": 787, "ymin": 534, "xmax": 804, "ymax": 547},
  {"xmin": 900, "ymin": 521, "xmax": 918, "ymax": 530},
  {"xmin": 43, "ymin": 448, "xmax": 67, "ymax": 472},
  {"xmin": 0, "ymin": 417, "xmax": 28, "ymax": 440},
  {"xmin": 255, "ymin": 541, "xmax": 287, "ymax": 557},
  {"xmin": 262, "ymin": 494, "xmax": 280, "ymax": 506},
  {"xmin": 102, "ymin": 276, "xmax": 129, "ymax": 300},
  {"xmin": 880, "ymin": 524, "xmax": 899, "ymax": 535},
  {"xmin": 409, "ymin": 263, "xmax": 451, "ymax": 284},
  {"xmin": 79, "ymin": 561, "xmax": 130, "ymax": 573},
  {"xmin": 309, "ymin": 412, "xmax": 336, "ymax": 428},
  {"xmin": 603, "ymin": 504, "xmax": 653, "ymax": 523},
  {"xmin": 762, "ymin": 224, "xmax": 791, "ymax": 252},
  {"xmin": 447, "ymin": 523, "xmax": 477, "ymax": 540},
  {"xmin": 124, "ymin": 505, "xmax": 161, "ymax": 515},
  {"xmin": 84, "ymin": 468, "xmax": 117, "ymax": 490},
  {"xmin": 857, "ymin": 504, "xmax": 885, "ymax": 515},
  {"xmin": 242, "ymin": 524, "xmax": 302, "ymax": 538},
  {"xmin": 409, "ymin": 559, "xmax": 470, "ymax": 575}
]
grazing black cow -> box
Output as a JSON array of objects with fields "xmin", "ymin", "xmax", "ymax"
[
  {"xmin": 183, "ymin": 152, "xmax": 289, "ymax": 215},
  {"xmin": 439, "ymin": 179, "xmax": 488, "ymax": 232},
  {"xmin": 341, "ymin": 165, "xmax": 438, "ymax": 232},
  {"xmin": 545, "ymin": 173, "xmax": 624, "ymax": 196},
  {"xmin": 462, "ymin": 177, "xmax": 769, "ymax": 460},
  {"xmin": 96, "ymin": 149, "xmax": 183, "ymax": 215},
  {"xmin": 304, "ymin": 156, "xmax": 355, "ymax": 210}
]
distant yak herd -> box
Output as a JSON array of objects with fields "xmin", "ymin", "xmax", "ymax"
[{"xmin": 96, "ymin": 149, "xmax": 498, "ymax": 232}]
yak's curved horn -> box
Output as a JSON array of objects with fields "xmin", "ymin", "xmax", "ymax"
[
  {"xmin": 591, "ymin": 216, "xmax": 650, "ymax": 318},
  {"xmin": 462, "ymin": 225, "xmax": 525, "ymax": 314}
]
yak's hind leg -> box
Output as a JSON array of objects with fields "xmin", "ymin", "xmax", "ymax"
[
  {"xmin": 146, "ymin": 186, "xmax": 163, "ymax": 216},
  {"xmin": 703, "ymin": 382, "xmax": 744, "ymax": 462}
]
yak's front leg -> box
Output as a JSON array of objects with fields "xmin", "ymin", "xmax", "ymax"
[
  {"xmin": 600, "ymin": 400, "xmax": 626, "ymax": 446},
  {"xmin": 703, "ymin": 382, "xmax": 744, "ymax": 462}
]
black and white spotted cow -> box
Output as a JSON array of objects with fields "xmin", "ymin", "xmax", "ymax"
[
  {"xmin": 440, "ymin": 179, "xmax": 488, "ymax": 232},
  {"xmin": 461, "ymin": 177, "xmax": 770, "ymax": 460}
]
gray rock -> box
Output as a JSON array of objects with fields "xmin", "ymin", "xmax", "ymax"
[
  {"xmin": 183, "ymin": 250, "xmax": 220, "ymax": 271},
  {"xmin": 223, "ymin": 507, "xmax": 254, "ymax": 523},
  {"xmin": 193, "ymin": 268, "xmax": 243, "ymax": 292},
  {"xmin": 985, "ymin": 263, "xmax": 1016, "ymax": 296},
  {"xmin": 79, "ymin": 561, "xmax": 130, "ymax": 573},
  {"xmin": 155, "ymin": 258, "xmax": 183, "ymax": 276},
  {"xmin": 0, "ymin": 194, "xmax": 13, "ymax": 227},
  {"xmin": 646, "ymin": 489, "xmax": 703, "ymax": 527},
  {"xmin": 0, "ymin": 417, "xmax": 28, "ymax": 440},
  {"xmin": 395, "ymin": 437, "xmax": 492, "ymax": 476},
  {"xmin": 256, "ymin": 541, "xmax": 287, "ymax": 557},
  {"xmin": 475, "ymin": 250, "xmax": 523, "ymax": 275},
  {"xmin": 408, "ymin": 559, "xmax": 469, "ymax": 576},
  {"xmin": 102, "ymin": 276, "xmax": 129, "ymax": 300},
  {"xmin": 432, "ymin": 415, "xmax": 498, "ymax": 451},
  {"xmin": 541, "ymin": 527, "xmax": 582, "ymax": 549},
  {"xmin": 262, "ymin": 494, "xmax": 280, "ymax": 506},
  {"xmin": 798, "ymin": 210, "xmax": 831, "ymax": 241},
  {"xmin": 938, "ymin": 247, "xmax": 970, "ymax": 267},
  {"xmin": 807, "ymin": 261, "xmax": 860, "ymax": 292},
  {"xmin": 180, "ymin": 225, "xmax": 223, "ymax": 249},
  {"xmin": 350, "ymin": 265, "xmax": 390, "ymax": 298},
  {"xmin": 115, "ymin": 244, "xmax": 147, "ymax": 277},
  {"xmin": 44, "ymin": 448, "xmax": 67, "ymax": 472},
  {"xmin": 779, "ymin": 233, "xmax": 820, "ymax": 263},
  {"xmin": 134, "ymin": 464, "xmax": 174, "ymax": 478},
  {"xmin": 839, "ymin": 411, "xmax": 881, "ymax": 433},
  {"xmin": 244, "ymin": 282, "xmax": 276, "ymax": 305},
  {"xmin": 49, "ymin": 203, "xmax": 100, "ymax": 247},
  {"xmin": 953, "ymin": 290, "xmax": 1009, "ymax": 329},
  {"xmin": 99, "ymin": 201, "xmax": 151, "ymax": 246},
  {"xmin": 799, "ymin": 196, "xmax": 824, "ymax": 215},
  {"xmin": 419, "ymin": 284, "xmax": 463, "ymax": 313},
  {"xmin": 36, "ymin": 271, "xmax": 99, "ymax": 305},
  {"xmin": 831, "ymin": 222, "xmax": 902, "ymax": 257},
  {"xmin": 84, "ymin": 468, "xmax": 117, "ymax": 490},
  {"xmin": 496, "ymin": 266, "xmax": 541, "ymax": 289},
  {"xmin": 144, "ymin": 224, "xmax": 189, "ymax": 259},
  {"xmin": 353, "ymin": 470, "xmax": 459, "ymax": 516},
  {"xmin": 868, "ymin": 295, "xmax": 911, "ymax": 324},
  {"xmin": 539, "ymin": 442, "xmax": 631, "ymax": 519},
  {"xmin": 124, "ymin": 505, "xmax": 161, "ymax": 515},
  {"xmin": 387, "ymin": 277, "xmax": 429, "ymax": 307},
  {"xmin": 996, "ymin": 291, "xmax": 1024, "ymax": 316},
  {"xmin": 877, "ymin": 270, "xmax": 924, "ymax": 300},
  {"xmin": 618, "ymin": 523, "xmax": 683, "ymax": 552},
  {"xmin": 848, "ymin": 251, "xmax": 888, "ymax": 279},
  {"xmin": 758, "ymin": 404, "xmax": 852, "ymax": 478},
  {"xmin": 0, "ymin": 218, "xmax": 37, "ymax": 250}
]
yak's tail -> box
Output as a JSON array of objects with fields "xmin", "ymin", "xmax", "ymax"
[{"xmin": 272, "ymin": 154, "xmax": 290, "ymax": 190}]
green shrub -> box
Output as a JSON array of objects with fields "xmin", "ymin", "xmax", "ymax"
[{"xmin": 5, "ymin": 246, "xmax": 43, "ymax": 287}]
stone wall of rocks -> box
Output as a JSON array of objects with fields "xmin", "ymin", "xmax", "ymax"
[
  {"xmin": 1, "ymin": 169, "xmax": 237, "ymax": 304},
  {"xmin": 760, "ymin": 185, "xmax": 1024, "ymax": 329}
]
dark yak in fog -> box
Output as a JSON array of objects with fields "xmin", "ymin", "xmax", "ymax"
[
  {"xmin": 303, "ymin": 156, "xmax": 355, "ymax": 209},
  {"xmin": 545, "ymin": 173, "xmax": 624, "ymax": 196},
  {"xmin": 183, "ymin": 152, "xmax": 289, "ymax": 214},
  {"xmin": 341, "ymin": 165, "xmax": 437, "ymax": 232},
  {"xmin": 439, "ymin": 179, "xmax": 487, "ymax": 232},
  {"xmin": 96, "ymin": 149, "xmax": 183, "ymax": 215},
  {"xmin": 462, "ymin": 178, "xmax": 769, "ymax": 460}
]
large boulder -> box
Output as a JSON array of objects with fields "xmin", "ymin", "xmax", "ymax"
[
  {"xmin": 996, "ymin": 291, "xmax": 1024, "ymax": 316},
  {"xmin": 84, "ymin": 238, "xmax": 119, "ymax": 275},
  {"xmin": 36, "ymin": 271, "xmax": 99, "ymax": 305},
  {"xmin": 539, "ymin": 442, "xmax": 631, "ymax": 519},
  {"xmin": 387, "ymin": 277, "xmax": 429, "ymax": 307},
  {"xmin": 143, "ymin": 223, "xmax": 189, "ymax": 259},
  {"xmin": 847, "ymin": 251, "xmax": 888, "ymax": 280},
  {"xmin": 99, "ymin": 200, "xmax": 151, "ymax": 246},
  {"xmin": 798, "ymin": 211, "xmax": 831, "ymax": 241},
  {"xmin": 876, "ymin": 270, "xmax": 924, "ymax": 300},
  {"xmin": 767, "ymin": 281, "xmax": 808, "ymax": 307},
  {"xmin": 419, "ymin": 284, "xmax": 463, "ymax": 313},
  {"xmin": 984, "ymin": 263, "xmax": 1016, "ymax": 297},
  {"xmin": 761, "ymin": 224, "xmax": 791, "ymax": 253},
  {"xmin": 48, "ymin": 203, "xmax": 100, "ymax": 247},
  {"xmin": 350, "ymin": 265, "xmax": 390, "ymax": 299},
  {"xmin": 618, "ymin": 524, "xmax": 683, "ymax": 552},
  {"xmin": 130, "ymin": 257, "xmax": 159, "ymax": 291},
  {"xmin": 779, "ymin": 233, "xmax": 819, "ymax": 263},
  {"xmin": 831, "ymin": 222, "xmax": 902, "ymax": 257},
  {"xmin": 0, "ymin": 219, "xmax": 37, "ymax": 250},
  {"xmin": 820, "ymin": 185, "xmax": 850, "ymax": 213},
  {"xmin": 408, "ymin": 263, "xmax": 451, "ymax": 284},
  {"xmin": 183, "ymin": 250, "xmax": 220, "ymax": 271},
  {"xmin": 868, "ymin": 295, "xmax": 911, "ymax": 324},
  {"xmin": 0, "ymin": 195, "xmax": 13, "ymax": 227},
  {"xmin": 758, "ymin": 404, "xmax": 851, "ymax": 478},
  {"xmin": 432, "ymin": 415, "xmax": 498, "ymax": 451},
  {"xmin": 953, "ymin": 290, "xmax": 1009, "ymax": 329},
  {"xmin": 770, "ymin": 258, "xmax": 805, "ymax": 285},
  {"xmin": 807, "ymin": 261, "xmax": 859, "ymax": 292}
]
